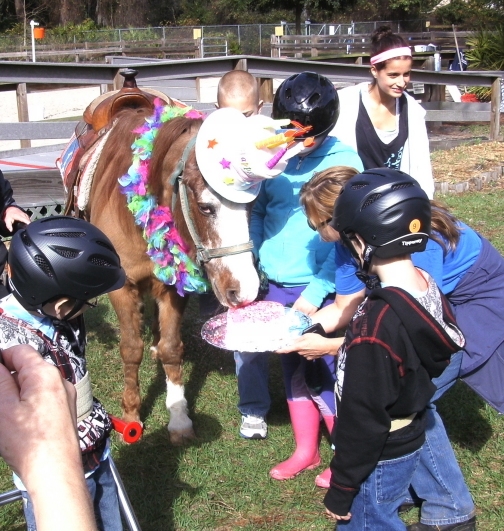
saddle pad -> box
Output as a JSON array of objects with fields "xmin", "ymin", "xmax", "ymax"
[
  {"xmin": 76, "ymin": 125, "xmax": 115, "ymax": 212},
  {"xmin": 56, "ymin": 133, "xmax": 81, "ymax": 194}
]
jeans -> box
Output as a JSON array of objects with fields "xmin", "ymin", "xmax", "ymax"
[
  {"xmin": 407, "ymin": 351, "xmax": 476, "ymax": 526},
  {"xmin": 234, "ymin": 349, "xmax": 270, "ymax": 417},
  {"xmin": 336, "ymin": 449, "xmax": 422, "ymax": 531},
  {"xmin": 22, "ymin": 457, "xmax": 122, "ymax": 531}
]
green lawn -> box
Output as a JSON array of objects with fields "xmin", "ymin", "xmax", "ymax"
[{"xmin": 1, "ymin": 188, "xmax": 504, "ymax": 530}]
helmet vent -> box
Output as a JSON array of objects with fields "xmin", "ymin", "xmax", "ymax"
[
  {"xmin": 34, "ymin": 255, "xmax": 54, "ymax": 278},
  {"xmin": 95, "ymin": 240, "xmax": 115, "ymax": 252},
  {"xmin": 46, "ymin": 231, "xmax": 86, "ymax": 238},
  {"xmin": 89, "ymin": 255, "xmax": 114, "ymax": 268},
  {"xmin": 21, "ymin": 231, "xmax": 32, "ymax": 246},
  {"xmin": 361, "ymin": 193, "xmax": 382, "ymax": 209},
  {"xmin": 52, "ymin": 246, "xmax": 80, "ymax": 259},
  {"xmin": 308, "ymin": 93, "xmax": 321, "ymax": 106},
  {"xmin": 285, "ymin": 88, "xmax": 292, "ymax": 99},
  {"xmin": 391, "ymin": 183, "xmax": 414, "ymax": 191},
  {"xmin": 351, "ymin": 183, "xmax": 367, "ymax": 190}
]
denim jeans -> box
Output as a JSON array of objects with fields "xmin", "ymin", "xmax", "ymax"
[
  {"xmin": 336, "ymin": 449, "xmax": 422, "ymax": 531},
  {"xmin": 234, "ymin": 349, "xmax": 270, "ymax": 418},
  {"xmin": 22, "ymin": 456, "xmax": 122, "ymax": 531},
  {"xmin": 407, "ymin": 351, "xmax": 476, "ymax": 526}
]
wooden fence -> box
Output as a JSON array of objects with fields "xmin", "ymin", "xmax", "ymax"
[
  {"xmin": 0, "ymin": 56, "xmax": 501, "ymax": 210},
  {"xmin": 0, "ymin": 38, "xmax": 202, "ymax": 62},
  {"xmin": 271, "ymin": 31, "xmax": 470, "ymax": 59}
]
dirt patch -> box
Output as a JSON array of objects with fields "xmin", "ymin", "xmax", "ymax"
[{"xmin": 428, "ymin": 122, "xmax": 504, "ymax": 193}]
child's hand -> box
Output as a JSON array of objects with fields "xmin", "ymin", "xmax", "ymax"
[
  {"xmin": 3, "ymin": 207, "xmax": 30, "ymax": 232},
  {"xmin": 325, "ymin": 508, "xmax": 352, "ymax": 521},
  {"xmin": 292, "ymin": 295, "xmax": 318, "ymax": 316}
]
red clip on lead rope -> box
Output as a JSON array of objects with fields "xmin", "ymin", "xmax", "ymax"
[{"xmin": 109, "ymin": 415, "xmax": 143, "ymax": 444}]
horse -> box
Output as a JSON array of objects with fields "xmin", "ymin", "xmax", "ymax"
[{"xmin": 85, "ymin": 104, "xmax": 259, "ymax": 445}]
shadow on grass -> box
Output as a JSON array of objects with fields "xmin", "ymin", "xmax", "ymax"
[
  {"xmin": 437, "ymin": 380, "xmax": 493, "ymax": 452},
  {"xmin": 85, "ymin": 301, "xmax": 122, "ymax": 350},
  {"xmin": 112, "ymin": 416, "xmax": 221, "ymax": 531}
]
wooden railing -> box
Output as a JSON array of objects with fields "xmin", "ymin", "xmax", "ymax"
[
  {"xmin": 0, "ymin": 38, "xmax": 201, "ymax": 62},
  {"xmin": 0, "ymin": 55, "xmax": 501, "ymax": 155},
  {"xmin": 270, "ymin": 31, "xmax": 470, "ymax": 59}
]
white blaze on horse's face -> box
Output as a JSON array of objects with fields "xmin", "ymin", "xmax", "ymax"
[{"xmin": 198, "ymin": 187, "xmax": 259, "ymax": 307}]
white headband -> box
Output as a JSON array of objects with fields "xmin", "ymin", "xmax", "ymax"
[{"xmin": 370, "ymin": 46, "xmax": 412, "ymax": 65}]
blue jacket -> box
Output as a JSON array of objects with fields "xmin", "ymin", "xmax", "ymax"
[{"xmin": 250, "ymin": 137, "xmax": 363, "ymax": 307}]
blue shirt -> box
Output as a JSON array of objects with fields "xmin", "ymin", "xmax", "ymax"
[
  {"xmin": 251, "ymin": 136, "xmax": 363, "ymax": 307},
  {"xmin": 335, "ymin": 221, "xmax": 481, "ymax": 295}
]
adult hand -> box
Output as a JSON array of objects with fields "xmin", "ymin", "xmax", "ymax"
[
  {"xmin": 2, "ymin": 206, "xmax": 30, "ymax": 232},
  {"xmin": 0, "ymin": 345, "xmax": 97, "ymax": 531},
  {"xmin": 276, "ymin": 334, "xmax": 343, "ymax": 357}
]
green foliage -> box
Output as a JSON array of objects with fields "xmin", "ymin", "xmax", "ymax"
[
  {"xmin": 467, "ymin": 86, "xmax": 491, "ymax": 102},
  {"xmin": 466, "ymin": 26, "xmax": 504, "ymax": 70},
  {"xmin": 434, "ymin": 0, "xmax": 504, "ymax": 28}
]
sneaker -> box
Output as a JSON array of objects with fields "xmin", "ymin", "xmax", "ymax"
[
  {"xmin": 407, "ymin": 516, "xmax": 476, "ymax": 531},
  {"xmin": 239, "ymin": 415, "xmax": 267, "ymax": 439}
]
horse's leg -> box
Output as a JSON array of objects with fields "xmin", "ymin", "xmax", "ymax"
[
  {"xmin": 151, "ymin": 283, "xmax": 194, "ymax": 445},
  {"xmin": 109, "ymin": 282, "xmax": 144, "ymax": 422}
]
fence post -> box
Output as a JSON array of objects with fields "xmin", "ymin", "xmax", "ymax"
[
  {"xmin": 258, "ymin": 78, "xmax": 273, "ymax": 103},
  {"xmin": 16, "ymin": 83, "xmax": 30, "ymax": 149},
  {"xmin": 311, "ymin": 36, "xmax": 318, "ymax": 58},
  {"xmin": 490, "ymin": 76, "xmax": 501, "ymax": 141}
]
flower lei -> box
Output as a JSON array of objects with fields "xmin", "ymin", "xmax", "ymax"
[{"xmin": 118, "ymin": 99, "xmax": 209, "ymax": 296}]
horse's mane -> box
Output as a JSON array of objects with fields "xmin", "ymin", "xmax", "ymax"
[
  {"xmin": 93, "ymin": 107, "xmax": 151, "ymax": 202},
  {"xmin": 149, "ymin": 116, "xmax": 203, "ymax": 201},
  {"xmin": 91, "ymin": 107, "xmax": 202, "ymax": 229}
]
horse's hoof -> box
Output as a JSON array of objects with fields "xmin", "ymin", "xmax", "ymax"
[{"xmin": 168, "ymin": 426, "xmax": 197, "ymax": 446}]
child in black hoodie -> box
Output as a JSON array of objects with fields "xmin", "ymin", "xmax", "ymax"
[{"xmin": 323, "ymin": 169, "xmax": 465, "ymax": 530}]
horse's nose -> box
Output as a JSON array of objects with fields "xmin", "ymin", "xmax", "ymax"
[{"xmin": 226, "ymin": 287, "xmax": 255, "ymax": 307}]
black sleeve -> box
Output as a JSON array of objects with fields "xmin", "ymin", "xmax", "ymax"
[
  {"xmin": 0, "ymin": 170, "xmax": 25, "ymax": 236},
  {"xmin": 323, "ymin": 335, "xmax": 400, "ymax": 515}
]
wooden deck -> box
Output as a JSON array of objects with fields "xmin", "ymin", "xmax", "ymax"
[{"xmin": 6, "ymin": 170, "xmax": 65, "ymax": 220}]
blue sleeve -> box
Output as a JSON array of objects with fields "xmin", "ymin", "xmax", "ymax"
[
  {"xmin": 301, "ymin": 244, "xmax": 336, "ymax": 307},
  {"xmin": 335, "ymin": 242, "xmax": 365, "ymax": 295},
  {"xmin": 250, "ymin": 184, "xmax": 267, "ymax": 260},
  {"xmin": 412, "ymin": 238, "xmax": 444, "ymax": 289}
]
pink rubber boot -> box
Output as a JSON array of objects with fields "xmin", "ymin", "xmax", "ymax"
[
  {"xmin": 315, "ymin": 415, "xmax": 336, "ymax": 488},
  {"xmin": 269, "ymin": 400, "xmax": 321, "ymax": 480}
]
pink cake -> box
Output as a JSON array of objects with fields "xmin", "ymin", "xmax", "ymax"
[{"xmin": 226, "ymin": 300, "xmax": 287, "ymax": 350}]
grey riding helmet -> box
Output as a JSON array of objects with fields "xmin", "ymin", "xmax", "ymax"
[{"xmin": 8, "ymin": 216, "xmax": 126, "ymax": 314}]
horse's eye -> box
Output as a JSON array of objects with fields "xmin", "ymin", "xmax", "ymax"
[{"xmin": 198, "ymin": 203, "xmax": 215, "ymax": 217}]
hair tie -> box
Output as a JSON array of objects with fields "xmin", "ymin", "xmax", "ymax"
[{"xmin": 370, "ymin": 46, "xmax": 412, "ymax": 65}]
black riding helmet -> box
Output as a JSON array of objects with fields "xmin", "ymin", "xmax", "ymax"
[
  {"xmin": 8, "ymin": 216, "xmax": 126, "ymax": 318},
  {"xmin": 330, "ymin": 168, "xmax": 431, "ymax": 284},
  {"xmin": 272, "ymin": 72, "xmax": 339, "ymax": 138}
]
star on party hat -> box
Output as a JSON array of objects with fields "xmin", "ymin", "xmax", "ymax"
[{"xmin": 195, "ymin": 107, "xmax": 311, "ymax": 203}]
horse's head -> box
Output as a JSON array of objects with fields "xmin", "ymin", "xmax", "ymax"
[{"xmin": 150, "ymin": 116, "xmax": 259, "ymax": 308}]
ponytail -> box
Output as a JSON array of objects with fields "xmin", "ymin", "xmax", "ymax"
[{"xmin": 430, "ymin": 200, "xmax": 461, "ymax": 253}]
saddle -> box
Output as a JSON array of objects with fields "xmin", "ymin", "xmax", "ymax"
[{"xmin": 58, "ymin": 68, "xmax": 179, "ymax": 217}]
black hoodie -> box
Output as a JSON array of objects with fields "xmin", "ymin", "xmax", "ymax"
[{"xmin": 324, "ymin": 280, "xmax": 464, "ymax": 516}]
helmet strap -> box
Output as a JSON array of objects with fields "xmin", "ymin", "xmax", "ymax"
[{"xmin": 356, "ymin": 242, "xmax": 381, "ymax": 290}]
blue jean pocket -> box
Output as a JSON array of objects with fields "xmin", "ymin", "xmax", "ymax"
[{"xmin": 375, "ymin": 449, "xmax": 421, "ymax": 504}]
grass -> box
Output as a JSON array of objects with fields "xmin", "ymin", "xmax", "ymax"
[{"xmin": 1, "ymin": 189, "xmax": 504, "ymax": 530}]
